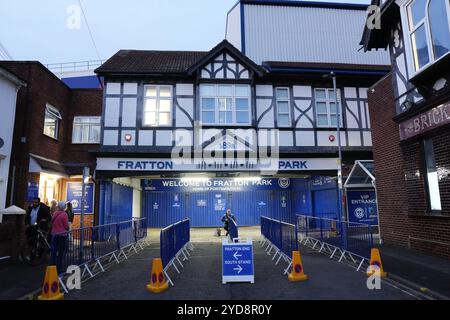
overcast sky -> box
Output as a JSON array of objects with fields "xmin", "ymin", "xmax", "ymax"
[{"xmin": 0, "ymin": 0, "xmax": 370, "ymax": 64}]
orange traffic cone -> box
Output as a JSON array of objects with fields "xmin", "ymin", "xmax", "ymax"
[
  {"xmin": 146, "ymin": 258, "xmax": 169, "ymax": 293},
  {"xmin": 37, "ymin": 265, "xmax": 64, "ymax": 300},
  {"xmin": 367, "ymin": 248, "xmax": 387, "ymax": 278},
  {"xmin": 288, "ymin": 250, "xmax": 308, "ymax": 282}
]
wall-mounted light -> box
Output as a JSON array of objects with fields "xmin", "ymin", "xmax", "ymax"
[{"xmin": 125, "ymin": 134, "xmax": 132, "ymax": 142}]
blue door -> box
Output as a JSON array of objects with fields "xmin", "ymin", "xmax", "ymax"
[
  {"xmin": 312, "ymin": 188, "xmax": 338, "ymax": 220},
  {"xmin": 109, "ymin": 183, "xmax": 133, "ymax": 223}
]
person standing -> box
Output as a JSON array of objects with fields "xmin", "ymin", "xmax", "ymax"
[
  {"xmin": 50, "ymin": 201, "xmax": 69, "ymax": 273},
  {"xmin": 65, "ymin": 202, "xmax": 74, "ymax": 228},
  {"xmin": 49, "ymin": 199, "xmax": 58, "ymax": 216},
  {"xmin": 25, "ymin": 198, "xmax": 51, "ymax": 246},
  {"xmin": 221, "ymin": 209, "xmax": 236, "ymax": 236}
]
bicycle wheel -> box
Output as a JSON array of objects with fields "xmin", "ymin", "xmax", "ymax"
[{"xmin": 20, "ymin": 240, "xmax": 48, "ymax": 266}]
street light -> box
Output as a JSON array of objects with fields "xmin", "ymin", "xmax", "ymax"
[{"xmin": 322, "ymin": 72, "xmax": 344, "ymax": 222}]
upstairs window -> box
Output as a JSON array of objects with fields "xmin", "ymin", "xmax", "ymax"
[
  {"xmin": 314, "ymin": 88, "xmax": 343, "ymax": 128},
  {"xmin": 43, "ymin": 104, "xmax": 61, "ymax": 139},
  {"xmin": 72, "ymin": 117, "xmax": 101, "ymax": 144},
  {"xmin": 143, "ymin": 85, "xmax": 172, "ymax": 127},
  {"xmin": 405, "ymin": 0, "xmax": 450, "ymax": 73},
  {"xmin": 276, "ymin": 88, "xmax": 291, "ymax": 127},
  {"xmin": 200, "ymin": 84, "xmax": 251, "ymax": 125}
]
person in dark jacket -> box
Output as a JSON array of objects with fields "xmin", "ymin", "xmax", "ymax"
[
  {"xmin": 221, "ymin": 209, "xmax": 236, "ymax": 236},
  {"xmin": 25, "ymin": 197, "xmax": 51, "ymax": 246}
]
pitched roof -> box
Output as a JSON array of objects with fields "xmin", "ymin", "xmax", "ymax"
[
  {"xmin": 263, "ymin": 61, "xmax": 391, "ymax": 72},
  {"xmin": 95, "ymin": 50, "xmax": 208, "ymax": 75}
]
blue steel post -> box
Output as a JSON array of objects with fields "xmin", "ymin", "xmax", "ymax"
[{"xmin": 116, "ymin": 223, "xmax": 121, "ymax": 251}]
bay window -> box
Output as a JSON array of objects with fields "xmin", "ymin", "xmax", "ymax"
[
  {"xmin": 200, "ymin": 84, "xmax": 251, "ymax": 125},
  {"xmin": 143, "ymin": 85, "xmax": 172, "ymax": 127},
  {"xmin": 404, "ymin": 0, "xmax": 450, "ymax": 73}
]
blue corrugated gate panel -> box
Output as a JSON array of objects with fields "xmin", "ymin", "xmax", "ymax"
[
  {"xmin": 144, "ymin": 192, "xmax": 186, "ymax": 228},
  {"xmin": 312, "ymin": 188, "xmax": 338, "ymax": 220},
  {"xmin": 111, "ymin": 183, "xmax": 133, "ymax": 222},
  {"xmin": 230, "ymin": 191, "xmax": 266, "ymax": 226},
  {"xmin": 188, "ymin": 192, "xmax": 228, "ymax": 227}
]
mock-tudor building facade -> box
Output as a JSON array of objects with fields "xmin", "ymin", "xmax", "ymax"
[{"xmin": 361, "ymin": 0, "xmax": 450, "ymax": 258}]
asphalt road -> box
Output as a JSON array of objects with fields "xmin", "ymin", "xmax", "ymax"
[{"xmin": 66, "ymin": 240, "xmax": 416, "ymax": 300}]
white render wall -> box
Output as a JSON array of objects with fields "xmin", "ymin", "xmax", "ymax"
[
  {"xmin": 0, "ymin": 75, "xmax": 20, "ymax": 210},
  {"xmin": 241, "ymin": 4, "xmax": 390, "ymax": 65}
]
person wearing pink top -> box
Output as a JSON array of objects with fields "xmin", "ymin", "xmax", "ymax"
[{"xmin": 50, "ymin": 201, "xmax": 69, "ymax": 273}]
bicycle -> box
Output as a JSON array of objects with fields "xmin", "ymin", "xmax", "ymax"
[{"xmin": 20, "ymin": 225, "xmax": 51, "ymax": 266}]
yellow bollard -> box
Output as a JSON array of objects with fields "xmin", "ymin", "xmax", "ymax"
[
  {"xmin": 37, "ymin": 265, "xmax": 64, "ymax": 300},
  {"xmin": 367, "ymin": 248, "xmax": 388, "ymax": 278},
  {"xmin": 288, "ymin": 250, "xmax": 309, "ymax": 282},
  {"xmin": 146, "ymin": 258, "xmax": 169, "ymax": 293}
]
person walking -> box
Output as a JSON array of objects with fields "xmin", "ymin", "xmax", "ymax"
[
  {"xmin": 50, "ymin": 201, "xmax": 69, "ymax": 273},
  {"xmin": 25, "ymin": 197, "xmax": 51, "ymax": 249},
  {"xmin": 221, "ymin": 209, "xmax": 236, "ymax": 237}
]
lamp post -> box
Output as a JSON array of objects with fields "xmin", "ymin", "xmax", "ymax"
[{"xmin": 323, "ymin": 72, "xmax": 344, "ymax": 222}]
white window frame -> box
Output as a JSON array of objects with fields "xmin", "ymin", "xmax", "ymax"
[
  {"xmin": 314, "ymin": 88, "xmax": 344, "ymax": 128},
  {"xmin": 72, "ymin": 116, "xmax": 101, "ymax": 144},
  {"xmin": 400, "ymin": 0, "xmax": 450, "ymax": 77},
  {"xmin": 142, "ymin": 85, "xmax": 173, "ymax": 127},
  {"xmin": 275, "ymin": 87, "xmax": 292, "ymax": 127},
  {"xmin": 199, "ymin": 84, "xmax": 251, "ymax": 126},
  {"xmin": 43, "ymin": 104, "xmax": 62, "ymax": 140},
  {"xmin": 423, "ymin": 138, "xmax": 442, "ymax": 212}
]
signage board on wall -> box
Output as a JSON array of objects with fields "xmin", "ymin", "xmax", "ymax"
[
  {"xmin": 142, "ymin": 178, "xmax": 292, "ymax": 192},
  {"xmin": 66, "ymin": 182, "xmax": 94, "ymax": 215},
  {"xmin": 346, "ymin": 190, "xmax": 378, "ymax": 225},
  {"xmin": 27, "ymin": 182, "xmax": 39, "ymax": 202}
]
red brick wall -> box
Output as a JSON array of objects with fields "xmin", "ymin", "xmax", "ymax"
[{"xmin": 368, "ymin": 73, "xmax": 450, "ymax": 259}]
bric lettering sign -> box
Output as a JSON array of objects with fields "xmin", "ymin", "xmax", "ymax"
[{"xmin": 399, "ymin": 102, "xmax": 450, "ymax": 141}]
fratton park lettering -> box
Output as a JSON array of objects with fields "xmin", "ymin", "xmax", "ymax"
[{"xmin": 117, "ymin": 161, "xmax": 173, "ymax": 170}]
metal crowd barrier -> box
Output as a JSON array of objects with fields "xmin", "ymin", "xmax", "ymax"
[
  {"xmin": 159, "ymin": 218, "xmax": 193, "ymax": 286},
  {"xmin": 50, "ymin": 218, "xmax": 148, "ymax": 292},
  {"xmin": 228, "ymin": 218, "xmax": 238, "ymax": 242},
  {"xmin": 259, "ymin": 216, "xmax": 298, "ymax": 275},
  {"xmin": 296, "ymin": 214, "xmax": 374, "ymax": 271}
]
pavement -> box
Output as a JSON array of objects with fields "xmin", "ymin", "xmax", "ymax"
[
  {"xmin": 65, "ymin": 238, "xmax": 416, "ymax": 300},
  {"xmin": 1, "ymin": 227, "xmax": 449, "ymax": 300}
]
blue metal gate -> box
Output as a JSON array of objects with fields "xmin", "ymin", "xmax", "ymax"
[
  {"xmin": 188, "ymin": 192, "xmax": 228, "ymax": 227},
  {"xmin": 144, "ymin": 192, "xmax": 186, "ymax": 228},
  {"xmin": 230, "ymin": 191, "xmax": 268, "ymax": 226}
]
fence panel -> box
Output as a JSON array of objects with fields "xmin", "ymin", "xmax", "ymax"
[
  {"xmin": 280, "ymin": 222, "xmax": 298, "ymax": 257},
  {"xmin": 160, "ymin": 219, "xmax": 190, "ymax": 268}
]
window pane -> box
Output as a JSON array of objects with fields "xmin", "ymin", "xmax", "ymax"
[
  {"xmin": 202, "ymin": 98, "xmax": 215, "ymax": 110},
  {"xmin": 145, "ymin": 86, "xmax": 157, "ymax": 97},
  {"xmin": 317, "ymin": 115, "xmax": 328, "ymax": 126},
  {"xmin": 316, "ymin": 102, "xmax": 327, "ymax": 114},
  {"xmin": 200, "ymin": 84, "xmax": 215, "ymax": 96},
  {"xmin": 330, "ymin": 115, "xmax": 338, "ymax": 126},
  {"xmin": 407, "ymin": 0, "xmax": 427, "ymax": 29},
  {"xmin": 143, "ymin": 112, "xmax": 156, "ymax": 126},
  {"xmin": 429, "ymin": 0, "xmax": 450, "ymax": 60},
  {"xmin": 330, "ymin": 102, "xmax": 339, "ymax": 114},
  {"xmin": 328, "ymin": 89, "xmax": 338, "ymax": 100},
  {"xmin": 235, "ymin": 85, "xmax": 249, "ymax": 96},
  {"xmin": 219, "ymin": 111, "xmax": 232, "ymax": 124},
  {"xmin": 236, "ymin": 111, "xmax": 249, "ymax": 124},
  {"xmin": 411, "ymin": 25, "xmax": 430, "ymax": 70},
  {"xmin": 159, "ymin": 113, "xmax": 171, "ymax": 126},
  {"xmin": 277, "ymin": 101, "xmax": 289, "ymax": 113},
  {"xmin": 218, "ymin": 85, "xmax": 233, "ymax": 96},
  {"xmin": 159, "ymin": 100, "xmax": 171, "ymax": 112},
  {"xmin": 236, "ymin": 98, "xmax": 249, "ymax": 111},
  {"xmin": 73, "ymin": 125, "xmax": 82, "ymax": 143},
  {"xmin": 145, "ymin": 99, "xmax": 157, "ymax": 112},
  {"xmin": 315, "ymin": 89, "xmax": 326, "ymax": 99},
  {"xmin": 424, "ymin": 139, "xmax": 442, "ymax": 211},
  {"xmin": 276, "ymin": 88, "xmax": 289, "ymax": 99},
  {"xmin": 218, "ymin": 98, "xmax": 232, "ymax": 110},
  {"xmin": 202, "ymin": 111, "xmax": 215, "ymax": 124},
  {"xmin": 89, "ymin": 126, "xmax": 100, "ymax": 143},
  {"xmin": 278, "ymin": 114, "xmax": 290, "ymax": 126},
  {"xmin": 160, "ymin": 86, "xmax": 171, "ymax": 98}
]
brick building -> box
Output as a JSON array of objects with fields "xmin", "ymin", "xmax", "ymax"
[
  {"xmin": 0, "ymin": 61, "xmax": 103, "ymax": 229},
  {"xmin": 361, "ymin": 0, "xmax": 450, "ymax": 258}
]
